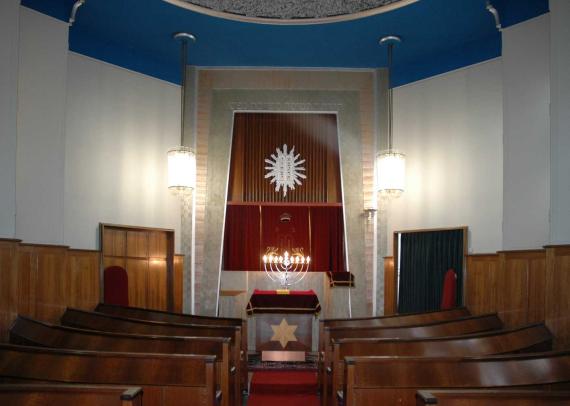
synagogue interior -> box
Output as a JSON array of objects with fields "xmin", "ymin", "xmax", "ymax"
[{"xmin": 1, "ymin": 0, "xmax": 570, "ymax": 405}]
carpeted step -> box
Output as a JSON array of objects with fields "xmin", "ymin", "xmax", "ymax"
[
  {"xmin": 247, "ymin": 394, "xmax": 320, "ymax": 406},
  {"xmin": 250, "ymin": 371, "xmax": 318, "ymax": 395}
]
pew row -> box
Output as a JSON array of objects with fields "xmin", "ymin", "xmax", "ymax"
[
  {"xmin": 416, "ymin": 389, "xmax": 570, "ymax": 405},
  {"xmin": 319, "ymin": 307, "xmax": 470, "ymax": 354},
  {"xmin": 96, "ymin": 303, "xmax": 248, "ymax": 392},
  {"xmin": 9, "ymin": 316, "xmax": 238, "ymax": 406},
  {"xmin": 325, "ymin": 323, "xmax": 552, "ymax": 406},
  {"xmin": 0, "ymin": 384, "xmax": 143, "ymax": 406},
  {"xmin": 318, "ymin": 307, "xmax": 471, "ymax": 392},
  {"xmin": 321, "ymin": 313, "xmax": 502, "ymax": 395},
  {"xmin": 0, "ymin": 344, "xmax": 217, "ymax": 406},
  {"xmin": 341, "ymin": 351, "xmax": 570, "ymax": 406},
  {"xmin": 61, "ymin": 308, "xmax": 244, "ymax": 396}
]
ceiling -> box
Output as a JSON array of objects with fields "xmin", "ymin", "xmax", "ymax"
[{"xmin": 22, "ymin": 0, "xmax": 548, "ymax": 86}]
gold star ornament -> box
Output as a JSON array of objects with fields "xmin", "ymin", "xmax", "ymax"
[{"xmin": 270, "ymin": 318, "xmax": 298, "ymax": 349}]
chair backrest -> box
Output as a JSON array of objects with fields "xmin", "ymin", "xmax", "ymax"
[
  {"xmin": 103, "ymin": 266, "xmax": 128, "ymax": 306},
  {"xmin": 441, "ymin": 268, "xmax": 457, "ymax": 309}
]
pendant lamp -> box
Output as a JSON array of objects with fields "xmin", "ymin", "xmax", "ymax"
[
  {"xmin": 168, "ymin": 32, "xmax": 196, "ymax": 193},
  {"xmin": 376, "ymin": 35, "xmax": 406, "ymax": 199}
]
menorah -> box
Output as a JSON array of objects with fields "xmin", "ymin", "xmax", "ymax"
[{"xmin": 262, "ymin": 248, "xmax": 311, "ymax": 289}]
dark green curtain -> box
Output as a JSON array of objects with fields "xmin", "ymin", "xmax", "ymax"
[{"xmin": 397, "ymin": 229, "xmax": 464, "ymax": 313}]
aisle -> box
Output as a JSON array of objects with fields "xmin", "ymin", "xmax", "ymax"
[{"xmin": 246, "ymin": 370, "xmax": 320, "ymax": 406}]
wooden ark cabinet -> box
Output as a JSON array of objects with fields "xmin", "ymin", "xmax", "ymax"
[{"xmin": 100, "ymin": 223, "xmax": 181, "ymax": 312}]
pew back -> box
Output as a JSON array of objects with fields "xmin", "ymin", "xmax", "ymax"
[
  {"xmin": 343, "ymin": 351, "xmax": 570, "ymax": 406},
  {"xmin": 0, "ymin": 384, "xmax": 143, "ymax": 406},
  {"xmin": 95, "ymin": 303, "xmax": 247, "ymax": 392},
  {"xmin": 61, "ymin": 308, "xmax": 244, "ymax": 399},
  {"xmin": 325, "ymin": 323, "xmax": 552, "ymax": 406},
  {"xmin": 321, "ymin": 313, "xmax": 502, "ymax": 395},
  {"xmin": 416, "ymin": 389, "xmax": 570, "ymax": 405},
  {"xmin": 10, "ymin": 316, "xmax": 237, "ymax": 406},
  {"xmin": 319, "ymin": 308, "xmax": 470, "ymax": 365},
  {"xmin": 0, "ymin": 344, "xmax": 217, "ymax": 406}
]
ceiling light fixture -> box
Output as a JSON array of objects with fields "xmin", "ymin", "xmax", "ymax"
[
  {"xmin": 168, "ymin": 32, "xmax": 197, "ymax": 193},
  {"xmin": 376, "ymin": 35, "xmax": 406, "ymax": 199}
]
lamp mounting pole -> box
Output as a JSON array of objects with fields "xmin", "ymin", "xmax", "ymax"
[
  {"xmin": 173, "ymin": 32, "xmax": 196, "ymax": 147},
  {"xmin": 379, "ymin": 35, "xmax": 401, "ymax": 151}
]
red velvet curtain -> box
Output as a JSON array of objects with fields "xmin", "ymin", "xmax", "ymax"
[
  {"xmin": 261, "ymin": 206, "xmax": 310, "ymax": 258},
  {"xmin": 310, "ymin": 206, "xmax": 345, "ymax": 273},
  {"xmin": 223, "ymin": 204, "xmax": 345, "ymax": 272},
  {"xmin": 222, "ymin": 205, "xmax": 261, "ymax": 271}
]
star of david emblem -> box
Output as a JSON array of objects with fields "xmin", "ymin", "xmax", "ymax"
[{"xmin": 270, "ymin": 318, "xmax": 298, "ymax": 349}]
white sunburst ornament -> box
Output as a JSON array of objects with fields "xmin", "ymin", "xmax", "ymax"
[{"xmin": 264, "ymin": 144, "xmax": 306, "ymax": 197}]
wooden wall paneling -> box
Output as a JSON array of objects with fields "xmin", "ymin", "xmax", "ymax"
[
  {"xmin": 527, "ymin": 252, "xmax": 547, "ymax": 324},
  {"xmin": 67, "ymin": 249, "xmax": 101, "ymax": 310},
  {"xmin": 126, "ymin": 231, "xmax": 148, "ymax": 258},
  {"xmin": 101, "ymin": 224, "xmax": 176, "ymax": 311},
  {"xmin": 383, "ymin": 257, "xmax": 396, "ymax": 315},
  {"xmin": 102, "ymin": 257, "xmax": 126, "ymax": 271},
  {"xmin": 125, "ymin": 259, "xmax": 149, "ymax": 309},
  {"xmin": 148, "ymin": 232, "xmax": 167, "ymax": 259},
  {"xmin": 147, "ymin": 259, "xmax": 168, "ymax": 311},
  {"xmin": 465, "ymin": 254, "xmax": 499, "ymax": 315},
  {"xmin": 16, "ymin": 245, "xmax": 37, "ymax": 319},
  {"xmin": 102, "ymin": 228, "xmax": 126, "ymax": 257},
  {"xmin": 0, "ymin": 239, "xmax": 20, "ymax": 341},
  {"xmin": 497, "ymin": 250, "xmax": 546, "ymax": 328},
  {"xmin": 173, "ymin": 255, "xmax": 184, "ymax": 313},
  {"xmin": 497, "ymin": 252, "xmax": 529, "ymax": 327},
  {"xmin": 34, "ymin": 245, "xmax": 69, "ymax": 323},
  {"xmin": 545, "ymin": 245, "xmax": 570, "ymax": 349}
]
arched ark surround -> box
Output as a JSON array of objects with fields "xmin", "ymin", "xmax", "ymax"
[{"xmin": 199, "ymin": 90, "xmax": 366, "ymax": 317}]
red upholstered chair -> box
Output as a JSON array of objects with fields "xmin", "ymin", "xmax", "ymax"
[
  {"xmin": 440, "ymin": 268, "xmax": 457, "ymax": 310},
  {"xmin": 103, "ymin": 266, "xmax": 129, "ymax": 306}
]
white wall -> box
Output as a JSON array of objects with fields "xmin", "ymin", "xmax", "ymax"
[
  {"xmin": 550, "ymin": 0, "xmax": 570, "ymax": 244},
  {"xmin": 64, "ymin": 53, "xmax": 182, "ymax": 250},
  {"xmin": 388, "ymin": 59, "xmax": 503, "ymax": 253},
  {"xmin": 16, "ymin": 7, "xmax": 68, "ymax": 244},
  {"xmin": 502, "ymin": 15, "xmax": 550, "ymax": 250},
  {"xmin": 0, "ymin": 1, "xmax": 20, "ymax": 238}
]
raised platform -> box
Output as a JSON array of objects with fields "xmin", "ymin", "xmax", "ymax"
[{"xmin": 262, "ymin": 350, "xmax": 305, "ymax": 362}]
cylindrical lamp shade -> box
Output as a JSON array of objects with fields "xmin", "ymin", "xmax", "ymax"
[
  {"xmin": 376, "ymin": 150, "xmax": 405, "ymax": 198},
  {"xmin": 167, "ymin": 146, "xmax": 196, "ymax": 191}
]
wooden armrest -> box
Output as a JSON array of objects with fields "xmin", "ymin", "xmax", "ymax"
[{"xmin": 416, "ymin": 390, "xmax": 438, "ymax": 404}]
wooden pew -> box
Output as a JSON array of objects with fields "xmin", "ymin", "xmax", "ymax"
[
  {"xmin": 0, "ymin": 384, "xmax": 143, "ymax": 406},
  {"xmin": 416, "ymin": 389, "xmax": 570, "ymax": 405},
  {"xmin": 9, "ymin": 316, "xmax": 238, "ymax": 406},
  {"xmin": 0, "ymin": 344, "xmax": 217, "ymax": 406},
  {"xmin": 96, "ymin": 303, "xmax": 248, "ymax": 393},
  {"xmin": 319, "ymin": 307, "xmax": 470, "ymax": 355},
  {"xmin": 321, "ymin": 313, "xmax": 502, "ymax": 396},
  {"xmin": 318, "ymin": 307, "xmax": 471, "ymax": 393},
  {"xmin": 325, "ymin": 323, "xmax": 552, "ymax": 406},
  {"xmin": 61, "ymin": 308, "xmax": 245, "ymax": 397},
  {"xmin": 341, "ymin": 351, "xmax": 570, "ymax": 406}
]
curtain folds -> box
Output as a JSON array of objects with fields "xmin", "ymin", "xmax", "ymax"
[
  {"xmin": 398, "ymin": 229, "xmax": 464, "ymax": 313},
  {"xmin": 222, "ymin": 204, "xmax": 345, "ymax": 272}
]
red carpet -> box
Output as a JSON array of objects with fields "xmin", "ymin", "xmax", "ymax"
[{"xmin": 247, "ymin": 371, "xmax": 319, "ymax": 406}]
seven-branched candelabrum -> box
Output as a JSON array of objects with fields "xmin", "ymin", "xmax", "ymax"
[{"xmin": 262, "ymin": 250, "xmax": 311, "ymax": 288}]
